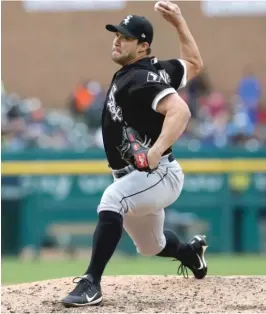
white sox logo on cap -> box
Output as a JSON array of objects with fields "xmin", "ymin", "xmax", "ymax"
[{"xmin": 123, "ymin": 15, "xmax": 133, "ymax": 25}]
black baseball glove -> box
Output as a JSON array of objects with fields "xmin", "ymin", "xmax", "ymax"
[{"xmin": 117, "ymin": 125, "xmax": 156, "ymax": 173}]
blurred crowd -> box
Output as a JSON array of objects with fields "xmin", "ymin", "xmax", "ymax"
[
  {"xmin": 178, "ymin": 67, "xmax": 266, "ymax": 150},
  {"xmin": 1, "ymin": 81, "xmax": 102, "ymax": 152},
  {"xmin": 1, "ymin": 67, "xmax": 266, "ymax": 153}
]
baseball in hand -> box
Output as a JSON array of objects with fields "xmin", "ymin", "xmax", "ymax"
[
  {"xmin": 154, "ymin": 1, "xmax": 166, "ymax": 11},
  {"xmin": 154, "ymin": 1, "xmax": 182, "ymax": 25}
]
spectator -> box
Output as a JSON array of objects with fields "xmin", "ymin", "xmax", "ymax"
[
  {"xmin": 237, "ymin": 66, "xmax": 262, "ymax": 126},
  {"xmin": 69, "ymin": 79, "xmax": 105, "ymax": 129},
  {"xmin": 255, "ymin": 102, "xmax": 266, "ymax": 145},
  {"xmin": 227, "ymin": 95, "xmax": 256, "ymax": 146},
  {"xmin": 84, "ymin": 81, "xmax": 106, "ymax": 131},
  {"xmin": 186, "ymin": 69, "xmax": 211, "ymax": 117}
]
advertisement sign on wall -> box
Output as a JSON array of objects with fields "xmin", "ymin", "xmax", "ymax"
[
  {"xmin": 23, "ymin": 0, "xmax": 126, "ymax": 12},
  {"xmin": 201, "ymin": 0, "xmax": 266, "ymax": 17}
]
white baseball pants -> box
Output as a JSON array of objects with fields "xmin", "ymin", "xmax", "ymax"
[{"xmin": 97, "ymin": 154, "xmax": 184, "ymax": 256}]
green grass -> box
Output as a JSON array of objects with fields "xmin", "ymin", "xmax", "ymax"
[{"xmin": 2, "ymin": 254, "xmax": 266, "ymax": 285}]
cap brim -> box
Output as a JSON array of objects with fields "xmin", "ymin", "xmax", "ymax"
[{"xmin": 105, "ymin": 24, "xmax": 137, "ymax": 39}]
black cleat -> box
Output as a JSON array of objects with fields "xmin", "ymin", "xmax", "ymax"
[
  {"xmin": 61, "ymin": 274, "xmax": 102, "ymax": 307},
  {"xmin": 178, "ymin": 235, "xmax": 208, "ymax": 279}
]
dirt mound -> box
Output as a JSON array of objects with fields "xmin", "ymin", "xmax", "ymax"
[{"xmin": 1, "ymin": 276, "xmax": 266, "ymax": 313}]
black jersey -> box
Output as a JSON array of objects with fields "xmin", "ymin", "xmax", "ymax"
[{"xmin": 102, "ymin": 56, "xmax": 186, "ymax": 170}]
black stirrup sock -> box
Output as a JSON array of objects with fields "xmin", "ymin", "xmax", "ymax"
[
  {"xmin": 156, "ymin": 229, "xmax": 192, "ymax": 260},
  {"xmin": 85, "ymin": 211, "xmax": 123, "ymax": 283}
]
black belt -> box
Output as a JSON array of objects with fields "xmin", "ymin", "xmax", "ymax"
[
  {"xmin": 168, "ymin": 153, "xmax": 175, "ymax": 162},
  {"xmin": 113, "ymin": 153, "xmax": 175, "ymax": 179}
]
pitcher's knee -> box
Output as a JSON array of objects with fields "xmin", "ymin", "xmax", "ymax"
[{"xmin": 97, "ymin": 186, "xmax": 127, "ymax": 215}]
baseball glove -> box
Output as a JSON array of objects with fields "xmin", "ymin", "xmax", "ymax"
[{"xmin": 117, "ymin": 125, "xmax": 156, "ymax": 173}]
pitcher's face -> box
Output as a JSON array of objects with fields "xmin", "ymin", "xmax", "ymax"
[{"xmin": 112, "ymin": 32, "xmax": 141, "ymax": 65}]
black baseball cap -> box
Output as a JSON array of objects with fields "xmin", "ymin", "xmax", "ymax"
[{"xmin": 105, "ymin": 15, "xmax": 154, "ymax": 45}]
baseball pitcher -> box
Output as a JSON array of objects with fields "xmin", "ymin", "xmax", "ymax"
[{"xmin": 62, "ymin": 1, "xmax": 208, "ymax": 307}]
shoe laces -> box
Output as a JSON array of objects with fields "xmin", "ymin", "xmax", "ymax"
[
  {"xmin": 172, "ymin": 259, "xmax": 189, "ymax": 279},
  {"xmin": 177, "ymin": 263, "xmax": 189, "ymax": 279},
  {"xmin": 71, "ymin": 276, "xmax": 92, "ymax": 294}
]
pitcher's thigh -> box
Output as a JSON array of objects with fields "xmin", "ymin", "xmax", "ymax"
[
  {"xmin": 125, "ymin": 167, "xmax": 183, "ymax": 215},
  {"xmin": 123, "ymin": 209, "xmax": 166, "ymax": 256},
  {"xmin": 98, "ymin": 167, "xmax": 182, "ymax": 216}
]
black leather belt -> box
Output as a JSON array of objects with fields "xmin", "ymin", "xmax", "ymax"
[
  {"xmin": 168, "ymin": 153, "xmax": 175, "ymax": 162},
  {"xmin": 113, "ymin": 167, "xmax": 133, "ymax": 179},
  {"xmin": 113, "ymin": 153, "xmax": 175, "ymax": 179}
]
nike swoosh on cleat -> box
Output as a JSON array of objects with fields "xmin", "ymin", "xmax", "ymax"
[
  {"xmin": 85, "ymin": 292, "xmax": 98, "ymax": 303},
  {"xmin": 196, "ymin": 254, "xmax": 204, "ymax": 270}
]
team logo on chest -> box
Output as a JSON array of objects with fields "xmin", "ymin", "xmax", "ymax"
[{"xmin": 107, "ymin": 84, "xmax": 123, "ymax": 122}]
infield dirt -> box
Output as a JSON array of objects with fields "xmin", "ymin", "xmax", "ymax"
[{"xmin": 1, "ymin": 276, "xmax": 266, "ymax": 313}]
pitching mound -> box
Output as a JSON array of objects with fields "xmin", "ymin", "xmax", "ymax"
[{"xmin": 1, "ymin": 276, "xmax": 266, "ymax": 313}]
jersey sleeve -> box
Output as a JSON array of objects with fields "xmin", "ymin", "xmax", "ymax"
[
  {"xmin": 159, "ymin": 59, "xmax": 187, "ymax": 90},
  {"xmin": 128, "ymin": 70, "xmax": 177, "ymax": 112}
]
